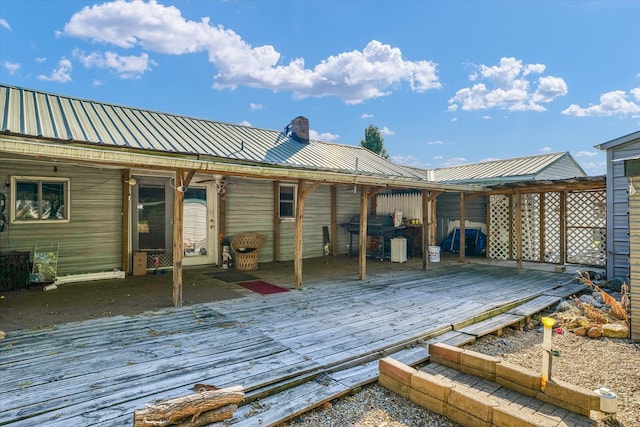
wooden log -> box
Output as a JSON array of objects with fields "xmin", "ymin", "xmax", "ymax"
[{"xmin": 133, "ymin": 385, "xmax": 244, "ymax": 427}]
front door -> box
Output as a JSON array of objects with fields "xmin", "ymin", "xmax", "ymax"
[{"xmin": 132, "ymin": 176, "xmax": 217, "ymax": 269}]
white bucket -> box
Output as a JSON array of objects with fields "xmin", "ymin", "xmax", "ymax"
[{"xmin": 428, "ymin": 246, "xmax": 441, "ymax": 262}]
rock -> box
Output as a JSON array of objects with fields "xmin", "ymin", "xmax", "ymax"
[
  {"xmin": 556, "ymin": 300, "xmax": 572, "ymax": 312},
  {"xmin": 602, "ymin": 323, "xmax": 629, "ymax": 339},
  {"xmin": 565, "ymin": 316, "xmax": 588, "ymax": 330},
  {"xmin": 587, "ymin": 327, "xmax": 602, "ymax": 339},
  {"xmin": 0, "ymin": 331, "xmax": 5, "ymax": 340},
  {"xmin": 603, "ymin": 278, "xmax": 624, "ymax": 292},
  {"xmin": 573, "ymin": 327, "xmax": 587, "ymax": 336},
  {"xmin": 580, "ymin": 294, "xmax": 603, "ymax": 308}
]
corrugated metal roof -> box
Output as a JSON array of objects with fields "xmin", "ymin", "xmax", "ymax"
[
  {"xmin": 428, "ymin": 152, "xmax": 576, "ymax": 183},
  {"xmin": 0, "ymin": 84, "xmax": 423, "ymax": 180}
]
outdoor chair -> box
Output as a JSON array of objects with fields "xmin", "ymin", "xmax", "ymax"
[{"xmin": 231, "ymin": 232, "xmax": 267, "ymax": 271}]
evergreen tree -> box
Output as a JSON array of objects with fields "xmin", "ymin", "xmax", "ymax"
[{"xmin": 360, "ymin": 125, "xmax": 389, "ymax": 159}]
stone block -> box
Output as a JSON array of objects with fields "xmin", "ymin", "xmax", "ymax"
[
  {"xmin": 602, "ymin": 323, "xmax": 629, "ymax": 338},
  {"xmin": 495, "ymin": 376, "xmax": 539, "ymax": 398},
  {"xmin": 409, "ymin": 388, "xmax": 446, "ymax": 415},
  {"xmin": 411, "ymin": 370, "xmax": 453, "ymax": 401},
  {"xmin": 460, "ymin": 349, "xmax": 501, "ymax": 375},
  {"xmin": 429, "ymin": 342, "xmax": 463, "ymax": 367},
  {"xmin": 445, "ymin": 405, "xmax": 491, "ymax": 427},
  {"xmin": 495, "ymin": 360, "xmax": 541, "ymax": 392},
  {"xmin": 493, "ymin": 404, "xmax": 557, "ymax": 427},
  {"xmin": 543, "ymin": 378, "xmax": 601, "ymax": 412},
  {"xmin": 447, "ymin": 386, "xmax": 498, "ymax": 423},
  {"xmin": 378, "ymin": 357, "xmax": 416, "ymax": 386},
  {"xmin": 536, "ymin": 391, "xmax": 592, "ymax": 417},
  {"xmin": 459, "ymin": 363, "xmax": 496, "ymax": 381},
  {"xmin": 379, "ymin": 373, "xmax": 410, "ymax": 399}
]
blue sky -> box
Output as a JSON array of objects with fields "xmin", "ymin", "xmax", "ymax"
[{"xmin": 1, "ymin": 0, "xmax": 639, "ymax": 176}]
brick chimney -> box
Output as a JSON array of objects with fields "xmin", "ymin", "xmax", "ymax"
[{"xmin": 289, "ymin": 116, "xmax": 309, "ymax": 143}]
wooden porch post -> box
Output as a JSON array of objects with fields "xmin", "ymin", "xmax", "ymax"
[
  {"xmin": 273, "ymin": 181, "xmax": 281, "ymax": 262},
  {"xmin": 359, "ymin": 185, "xmax": 368, "ymax": 280},
  {"xmin": 172, "ymin": 169, "xmax": 196, "ymax": 307},
  {"xmin": 330, "ymin": 185, "xmax": 337, "ymax": 256},
  {"xmin": 560, "ymin": 191, "xmax": 567, "ymax": 265},
  {"xmin": 294, "ymin": 179, "xmax": 320, "ymax": 290},
  {"xmin": 539, "ymin": 192, "xmax": 546, "ymax": 263},
  {"xmin": 459, "ymin": 192, "xmax": 466, "ymax": 262},
  {"xmin": 121, "ymin": 169, "xmax": 131, "ymax": 274},
  {"xmin": 422, "ymin": 190, "xmax": 429, "ymax": 270},
  {"xmin": 514, "ymin": 191, "xmax": 523, "ymax": 269}
]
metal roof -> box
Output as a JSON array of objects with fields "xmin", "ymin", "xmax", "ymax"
[
  {"xmin": 0, "ymin": 84, "xmax": 423, "ymax": 180},
  {"xmin": 428, "ymin": 152, "xmax": 577, "ymax": 183}
]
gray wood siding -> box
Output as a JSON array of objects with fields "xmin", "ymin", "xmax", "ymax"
[
  {"xmin": 0, "ymin": 158, "xmax": 122, "ymax": 275},
  {"xmin": 605, "ymin": 141, "xmax": 640, "ymax": 280},
  {"xmin": 629, "ymin": 179, "xmax": 640, "ymax": 342}
]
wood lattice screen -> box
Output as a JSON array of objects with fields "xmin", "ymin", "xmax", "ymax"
[{"xmin": 488, "ymin": 190, "xmax": 606, "ymax": 266}]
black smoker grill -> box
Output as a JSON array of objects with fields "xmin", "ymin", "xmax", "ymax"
[{"xmin": 341, "ymin": 214, "xmax": 402, "ymax": 259}]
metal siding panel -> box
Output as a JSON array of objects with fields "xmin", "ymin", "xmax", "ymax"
[
  {"xmin": 435, "ymin": 193, "xmax": 486, "ymax": 244},
  {"xmin": 225, "ymin": 178, "xmax": 274, "ymax": 263},
  {"xmin": 302, "ymin": 186, "xmax": 332, "ymax": 258},
  {"xmin": 336, "ymin": 186, "xmax": 368, "ymax": 256},
  {"xmin": 628, "ymin": 183, "xmax": 640, "ymax": 341},
  {"xmin": 0, "ymin": 157, "xmax": 122, "ymax": 275}
]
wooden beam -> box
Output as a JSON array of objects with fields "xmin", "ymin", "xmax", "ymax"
[
  {"xmin": 293, "ymin": 180, "xmax": 320, "ymax": 289},
  {"xmin": 359, "ymin": 185, "xmax": 369, "ymax": 280},
  {"xmin": 514, "ymin": 191, "xmax": 523, "ymax": 269},
  {"xmin": 330, "ymin": 185, "xmax": 337, "ymax": 256},
  {"xmin": 121, "ymin": 169, "xmax": 131, "ymax": 274},
  {"xmin": 273, "ymin": 180, "xmax": 280, "ymax": 262},
  {"xmin": 422, "ymin": 190, "xmax": 429, "ymax": 271},
  {"xmin": 429, "ymin": 192, "xmax": 440, "ymax": 246},
  {"xmin": 459, "ymin": 192, "xmax": 466, "ymax": 262},
  {"xmin": 218, "ymin": 182, "xmax": 226, "ymax": 266},
  {"xmin": 173, "ymin": 169, "xmax": 185, "ymax": 307},
  {"xmin": 560, "ymin": 191, "xmax": 567, "ymax": 265}
]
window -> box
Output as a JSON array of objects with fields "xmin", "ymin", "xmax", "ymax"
[
  {"xmin": 279, "ymin": 184, "xmax": 296, "ymax": 219},
  {"xmin": 11, "ymin": 177, "xmax": 70, "ymax": 222}
]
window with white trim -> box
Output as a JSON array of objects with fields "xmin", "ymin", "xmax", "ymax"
[
  {"xmin": 279, "ymin": 183, "xmax": 296, "ymax": 219},
  {"xmin": 11, "ymin": 177, "xmax": 70, "ymax": 222}
]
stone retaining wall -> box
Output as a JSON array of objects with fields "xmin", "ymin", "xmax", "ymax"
[{"xmin": 379, "ymin": 343, "xmax": 604, "ymax": 427}]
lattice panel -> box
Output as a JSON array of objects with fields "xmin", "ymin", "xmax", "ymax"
[
  {"xmin": 489, "ymin": 195, "xmax": 510, "ymax": 260},
  {"xmin": 544, "ymin": 192, "xmax": 561, "ymax": 263},
  {"xmin": 566, "ymin": 190, "xmax": 606, "ymax": 266},
  {"xmin": 516, "ymin": 193, "xmax": 540, "ymax": 262}
]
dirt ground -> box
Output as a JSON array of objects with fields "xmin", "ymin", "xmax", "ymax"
[{"xmin": 0, "ymin": 256, "xmax": 419, "ymax": 332}]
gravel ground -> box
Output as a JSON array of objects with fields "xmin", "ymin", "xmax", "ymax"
[{"xmin": 281, "ymin": 324, "xmax": 640, "ymax": 427}]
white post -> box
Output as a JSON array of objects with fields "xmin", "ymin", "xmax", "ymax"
[{"xmin": 541, "ymin": 316, "xmax": 555, "ymax": 390}]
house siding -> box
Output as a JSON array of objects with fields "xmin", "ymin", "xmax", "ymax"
[
  {"xmin": 628, "ymin": 180, "xmax": 640, "ymax": 341},
  {"xmin": 0, "ymin": 157, "xmax": 122, "ymax": 276},
  {"xmin": 536, "ymin": 156, "xmax": 586, "ymax": 180}
]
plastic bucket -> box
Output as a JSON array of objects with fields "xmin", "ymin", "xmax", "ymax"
[{"xmin": 428, "ymin": 246, "xmax": 441, "ymax": 262}]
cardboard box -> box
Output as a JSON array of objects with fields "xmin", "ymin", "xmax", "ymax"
[{"xmin": 133, "ymin": 252, "xmax": 147, "ymax": 276}]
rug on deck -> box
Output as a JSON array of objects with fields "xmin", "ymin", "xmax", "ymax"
[
  {"xmin": 205, "ymin": 270, "xmax": 258, "ymax": 283},
  {"xmin": 238, "ymin": 280, "xmax": 290, "ymax": 295}
]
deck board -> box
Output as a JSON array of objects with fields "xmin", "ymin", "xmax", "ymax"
[{"xmin": 0, "ymin": 264, "xmax": 582, "ymax": 426}]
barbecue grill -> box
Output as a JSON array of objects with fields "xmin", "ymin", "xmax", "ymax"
[{"xmin": 341, "ymin": 214, "xmax": 403, "ymax": 259}]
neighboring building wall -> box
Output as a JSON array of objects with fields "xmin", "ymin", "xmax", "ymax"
[
  {"xmin": 629, "ymin": 178, "xmax": 640, "ymax": 341},
  {"xmin": 0, "ymin": 156, "xmax": 123, "ymax": 275},
  {"xmin": 535, "ymin": 155, "xmax": 586, "ymax": 180},
  {"xmin": 604, "ymin": 142, "xmax": 640, "ymax": 280}
]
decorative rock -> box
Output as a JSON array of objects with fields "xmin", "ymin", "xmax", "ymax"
[
  {"xmin": 573, "ymin": 327, "xmax": 587, "ymax": 337},
  {"xmin": 556, "ymin": 300, "xmax": 572, "ymax": 312},
  {"xmin": 580, "ymin": 294, "xmax": 603, "ymax": 308},
  {"xmin": 587, "ymin": 327, "xmax": 602, "ymax": 339},
  {"xmin": 565, "ymin": 316, "xmax": 588, "ymax": 330},
  {"xmin": 0, "ymin": 331, "xmax": 5, "ymax": 340},
  {"xmin": 602, "ymin": 323, "xmax": 629, "ymax": 339},
  {"xmin": 603, "ymin": 278, "xmax": 623, "ymax": 292}
]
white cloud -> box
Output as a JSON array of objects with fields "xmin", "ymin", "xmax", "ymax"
[
  {"xmin": 427, "ymin": 140, "xmax": 444, "ymax": 145},
  {"xmin": 391, "ymin": 154, "xmax": 430, "ymax": 169},
  {"xmin": 575, "ymin": 150, "xmax": 598, "ymax": 157},
  {"xmin": 73, "ymin": 49, "xmax": 155, "ymax": 79},
  {"xmin": 379, "ymin": 126, "xmax": 394, "ymax": 136},
  {"xmin": 61, "ymin": 1, "xmax": 440, "ymax": 104},
  {"xmin": 35, "ymin": 57, "xmax": 47, "ymax": 63},
  {"xmin": 540, "ymin": 146, "xmax": 553, "ymax": 154},
  {"xmin": 448, "ymin": 57, "xmax": 567, "ymax": 112},
  {"xmin": 310, "ymin": 130, "xmax": 339, "ymax": 142},
  {"xmin": 3, "ymin": 62, "xmax": 20, "ymax": 75},
  {"xmin": 249, "ymin": 103, "xmax": 263, "ymax": 111},
  {"xmin": 92, "ymin": 79, "xmax": 105, "ymax": 86},
  {"xmin": 361, "ymin": 113, "xmax": 374, "ymax": 119},
  {"xmin": 0, "ymin": 18, "xmax": 11, "ymax": 31},
  {"xmin": 562, "ymin": 87, "xmax": 640, "ymax": 117},
  {"xmin": 433, "ymin": 155, "xmax": 443, "ymax": 160},
  {"xmin": 440, "ymin": 157, "xmax": 467, "ymax": 166},
  {"xmin": 239, "ymin": 120, "xmax": 252, "ymax": 127},
  {"xmin": 580, "ymin": 161, "xmax": 606, "ymax": 175},
  {"xmin": 480, "ymin": 157, "xmax": 500, "ymax": 162},
  {"xmin": 38, "ymin": 58, "xmax": 72, "ymax": 82}
]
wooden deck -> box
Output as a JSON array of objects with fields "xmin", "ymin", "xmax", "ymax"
[{"xmin": 0, "ymin": 263, "xmax": 585, "ymax": 426}]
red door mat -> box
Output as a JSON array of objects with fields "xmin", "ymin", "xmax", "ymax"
[{"xmin": 238, "ymin": 280, "xmax": 290, "ymax": 295}]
